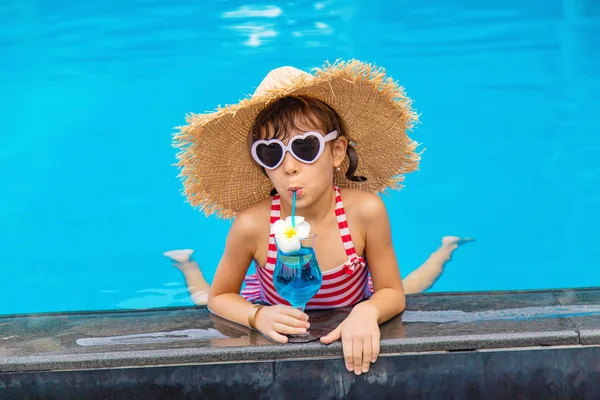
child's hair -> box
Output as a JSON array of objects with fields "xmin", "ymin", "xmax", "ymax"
[{"xmin": 249, "ymin": 96, "xmax": 366, "ymax": 195}]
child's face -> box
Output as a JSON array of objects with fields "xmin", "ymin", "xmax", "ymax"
[{"xmin": 259, "ymin": 115, "xmax": 347, "ymax": 208}]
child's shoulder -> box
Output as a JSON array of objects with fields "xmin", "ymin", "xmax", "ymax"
[
  {"xmin": 338, "ymin": 187, "xmax": 388, "ymax": 219},
  {"xmin": 231, "ymin": 196, "xmax": 272, "ymax": 233}
]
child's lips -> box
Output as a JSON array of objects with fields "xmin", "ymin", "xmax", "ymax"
[{"xmin": 288, "ymin": 188, "xmax": 304, "ymax": 198}]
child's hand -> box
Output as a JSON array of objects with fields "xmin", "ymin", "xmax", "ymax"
[
  {"xmin": 254, "ymin": 305, "xmax": 310, "ymax": 343},
  {"xmin": 320, "ymin": 303, "xmax": 380, "ymax": 375}
]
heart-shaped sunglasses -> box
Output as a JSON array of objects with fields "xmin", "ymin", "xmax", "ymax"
[{"xmin": 251, "ymin": 130, "xmax": 338, "ymax": 170}]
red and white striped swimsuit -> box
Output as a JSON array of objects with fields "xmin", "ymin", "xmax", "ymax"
[{"xmin": 241, "ymin": 186, "xmax": 374, "ymax": 310}]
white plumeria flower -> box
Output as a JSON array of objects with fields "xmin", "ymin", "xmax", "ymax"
[{"xmin": 271, "ymin": 216, "xmax": 311, "ymax": 254}]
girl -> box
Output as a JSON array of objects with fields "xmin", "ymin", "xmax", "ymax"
[{"xmin": 171, "ymin": 60, "xmax": 472, "ymax": 376}]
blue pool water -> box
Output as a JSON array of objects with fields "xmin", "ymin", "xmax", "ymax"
[{"xmin": 1, "ymin": 0, "xmax": 599, "ymax": 315}]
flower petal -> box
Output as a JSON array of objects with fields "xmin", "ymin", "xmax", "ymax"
[
  {"xmin": 276, "ymin": 238, "xmax": 301, "ymax": 253},
  {"xmin": 270, "ymin": 219, "xmax": 288, "ymax": 235},
  {"xmin": 285, "ymin": 216, "xmax": 305, "ymax": 226},
  {"xmin": 294, "ymin": 221, "xmax": 311, "ymax": 239}
]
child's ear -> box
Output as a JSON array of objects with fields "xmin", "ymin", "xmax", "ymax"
[{"xmin": 331, "ymin": 136, "xmax": 348, "ymax": 168}]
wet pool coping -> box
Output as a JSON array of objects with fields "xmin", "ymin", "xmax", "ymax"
[{"xmin": 1, "ymin": 287, "xmax": 599, "ymax": 374}]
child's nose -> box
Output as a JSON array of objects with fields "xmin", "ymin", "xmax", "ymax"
[{"xmin": 282, "ymin": 152, "xmax": 299, "ymax": 176}]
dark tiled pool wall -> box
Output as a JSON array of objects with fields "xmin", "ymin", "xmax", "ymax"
[{"xmin": 1, "ymin": 346, "xmax": 599, "ymax": 399}]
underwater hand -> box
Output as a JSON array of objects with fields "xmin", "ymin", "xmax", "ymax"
[
  {"xmin": 320, "ymin": 303, "xmax": 380, "ymax": 375},
  {"xmin": 254, "ymin": 305, "xmax": 310, "ymax": 343}
]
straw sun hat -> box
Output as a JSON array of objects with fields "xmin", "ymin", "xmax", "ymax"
[{"xmin": 173, "ymin": 59, "xmax": 421, "ymax": 219}]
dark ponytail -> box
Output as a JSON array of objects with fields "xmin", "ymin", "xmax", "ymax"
[{"xmin": 345, "ymin": 145, "xmax": 367, "ymax": 182}]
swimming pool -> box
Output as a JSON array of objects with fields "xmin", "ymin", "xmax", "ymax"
[{"xmin": 1, "ymin": 0, "xmax": 599, "ymax": 316}]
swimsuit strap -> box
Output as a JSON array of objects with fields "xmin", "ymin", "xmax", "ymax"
[
  {"xmin": 334, "ymin": 186, "xmax": 358, "ymax": 258},
  {"xmin": 333, "ymin": 186, "xmax": 365, "ymax": 274}
]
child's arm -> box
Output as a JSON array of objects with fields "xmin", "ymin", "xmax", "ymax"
[
  {"xmin": 208, "ymin": 211, "xmax": 310, "ymax": 342},
  {"xmin": 357, "ymin": 194, "xmax": 406, "ymax": 322},
  {"xmin": 321, "ymin": 193, "xmax": 405, "ymax": 375}
]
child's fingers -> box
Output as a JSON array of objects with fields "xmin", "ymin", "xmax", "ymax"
[
  {"xmin": 353, "ymin": 338, "xmax": 363, "ymax": 375},
  {"xmin": 268, "ymin": 330, "xmax": 289, "ymax": 343},
  {"xmin": 273, "ymin": 322, "xmax": 307, "ymax": 335},
  {"xmin": 361, "ymin": 338, "xmax": 372, "ymax": 373},
  {"xmin": 279, "ymin": 306, "xmax": 309, "ymax": 321},
  {"xmin": 320, "ymin": 324, "xmax": 342, "ymax": 344},
  {"xmin": 276, "ymin": 314, "xmax": 310, "ymax": 329},
  {"xmin": 371, "ymin": 334, "xmax": 380, "ymax": 363},
  {"xmin": 343, "ymin": 336, "xmax": 353, "ymax": 371}
]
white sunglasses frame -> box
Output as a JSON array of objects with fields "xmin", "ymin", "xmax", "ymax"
[{"xmin": 251, "ymin": 130, "xmax": 339, "ymax": 170}]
